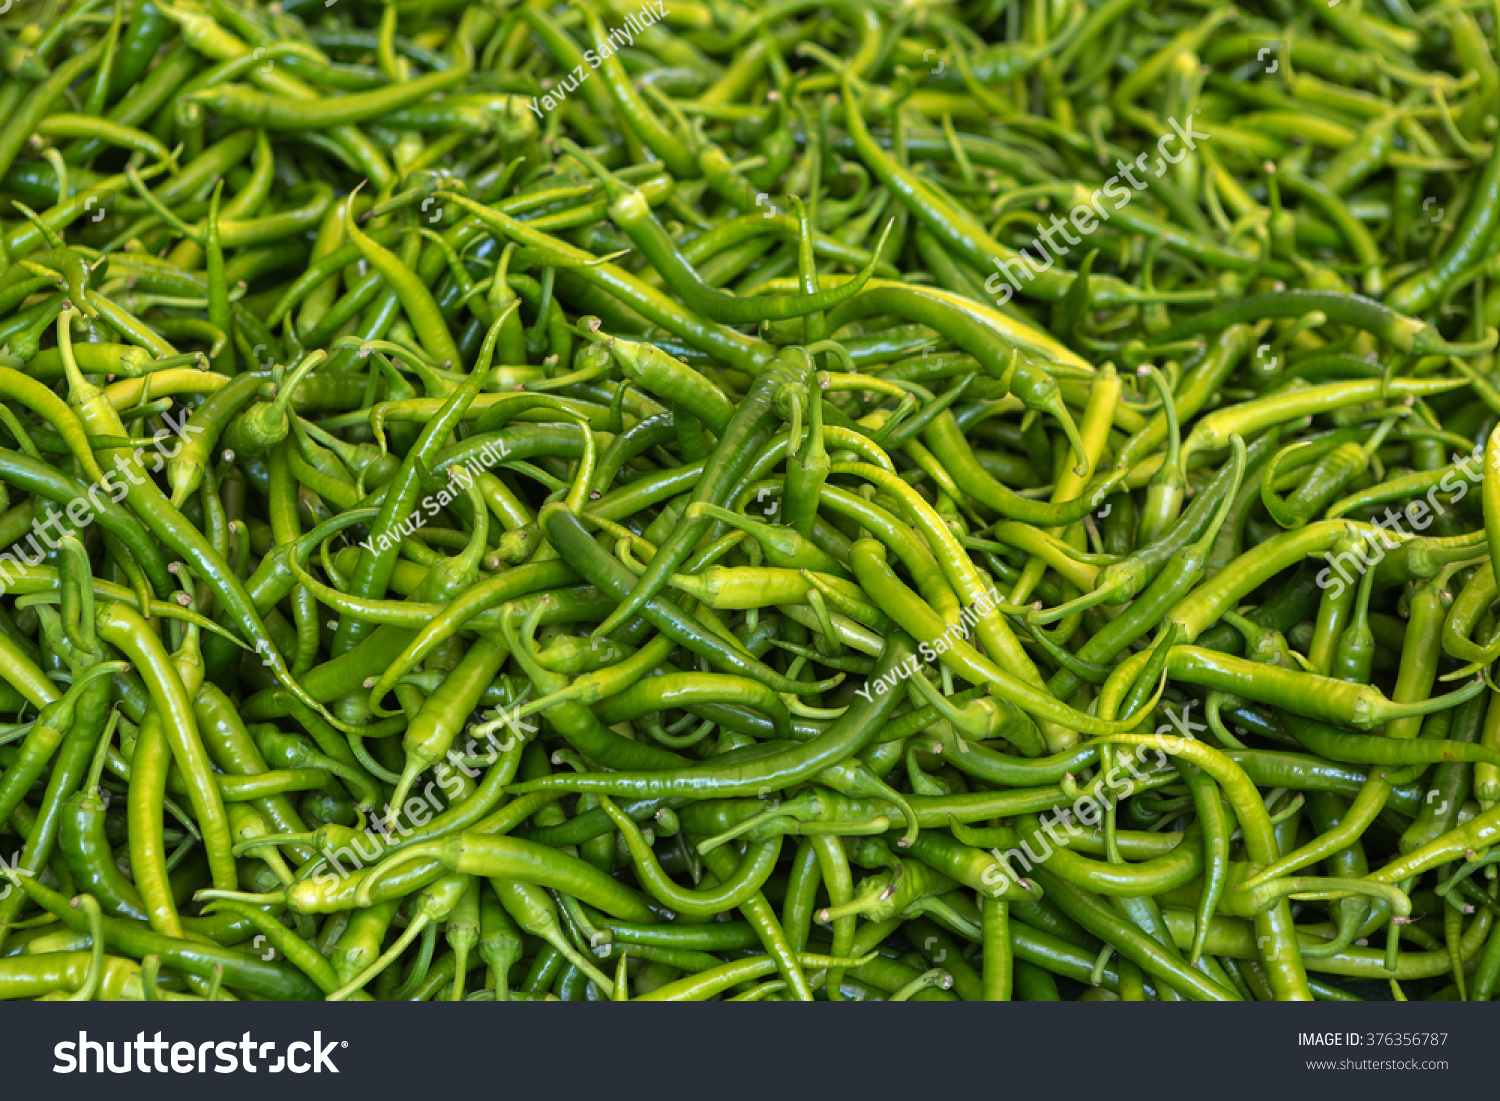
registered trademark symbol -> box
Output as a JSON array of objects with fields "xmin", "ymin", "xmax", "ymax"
[{"xmin": 342, "ymin": 1042, "xmax": 349, "ymax": 1047}]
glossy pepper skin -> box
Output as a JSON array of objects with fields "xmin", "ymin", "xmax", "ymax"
[{"xmin": 2, "ymin": 0, "xmax": 1499, "ymax": 1010}]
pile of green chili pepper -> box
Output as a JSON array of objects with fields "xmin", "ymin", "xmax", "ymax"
[{"xmin": 6, "ymin": 0, "xmax": 1500, "ymax": 1004}]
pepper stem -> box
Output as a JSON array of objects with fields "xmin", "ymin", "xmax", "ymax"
[
  {"xmin": 83, "ymin": 708, "xmax": 121, "ymax": 799},
  {"xmin": 39, "ymin": 660, "xmax": 130, "ymax": 732},
  {"xmin": 1372, "ymin": 675, "xmax": 1486, "ymax": 725},
  {"xmin": 1242, "ymin": 876, "xmax": 1411, "ymax": 920},
  {"xmin": 1411, "ymin": 324, "xmax": 1497, "ymax": 357},
  {"xmin": 328, "ymin": 913, "xmax": 433, "ymax": 1002},
  {"xmin": 555, "ymin": 137, "xmax": 632, "ymax": 204},
  {"xmin": 1042, "ymin": 387, "xmax": 1093, "ymax": 482},
  {"xmin": 57, "ymin": 536, "xmax": 96, "ymax": 654},
  {"xmin": 889, "ymin": 967, "xmax": 953, "ymax": 1001},
  {"xmin": 231, "ymin": 832, "xmax": 321, "ymax": 857},
  {"xmin": 816, "ymin": 891, "xmax": 880, "ymax": 925},
  {"xmin": 696, "ymin": 806, "xmax": 796, "ymax": 855},
  {"xmin": 67, "ymin": 895, "xmax": 105, "ymax": 1002},
  {"xmin": 266, "ymin": 350, "xmax": 327, "ymax": 420},
  {"xmin": 849, "ymin": 768, "xmax": 919, "ymax": 849},
  {"xmin": 193, "ymin": 889, "xmax": 286, "ymax": 907},
  {"xmin": 353, "ymin": 842, "xmax": 447, "ymax": 908}
]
